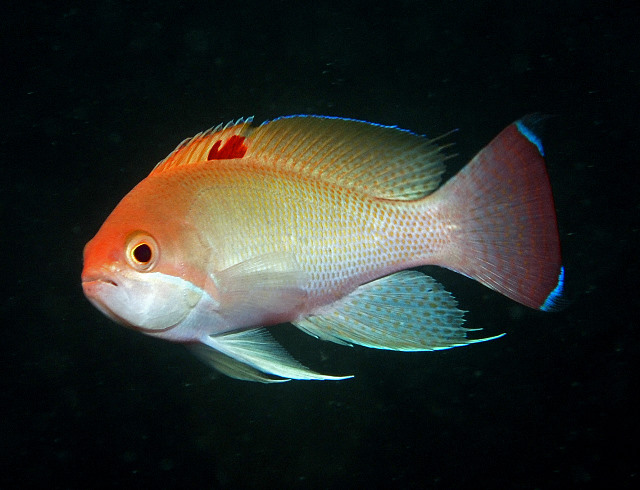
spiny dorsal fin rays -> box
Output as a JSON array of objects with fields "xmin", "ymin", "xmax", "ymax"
[
  {"xmin": 150, "ymin": 115, "xmax": 453, "ymax": 200},
  {"xmin": 247, "ymin": 116, "xmax": 451, "ymax": 200},
  {"xmin": 151, "ymin": 117, "xmax": 255, "ymax": 175}
]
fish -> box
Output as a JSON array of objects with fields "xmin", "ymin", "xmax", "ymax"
[{"xmin": 81, "ymin": 114, "xmax": 564, "ymax": 383}]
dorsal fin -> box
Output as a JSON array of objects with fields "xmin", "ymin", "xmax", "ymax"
[
  {"xmin": 151, "ymin": 115, "xmax": 451, "ymax": 200},
  {"xmin": 151, "ymin": 117, "xmax": 255, "ymax": 175},
  {"xmin": 247, "ymin": 116, "xmax": 451, "ymax": 200}
]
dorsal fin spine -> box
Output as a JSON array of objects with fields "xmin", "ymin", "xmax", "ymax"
[
  {"xmin": 151, "ymin": 117, "xmax": 255, "ymax": 174},
  {"xmin": 151, "ymin": 114, "xmax": 449, "ymax": 200}
]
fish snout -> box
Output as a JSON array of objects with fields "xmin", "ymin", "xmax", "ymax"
[
  {"xmin": 82, "ymin": 271, "xmax": 125, "ymax": 324},
  {"xmin": 81, "ymin": 266, "xmax": 125, "ymax": 322},
  {"xmin": 81, "ymin": 266, "xmax": 119, "ymax": 289}
]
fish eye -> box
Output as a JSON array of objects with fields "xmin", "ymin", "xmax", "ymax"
[
  {"xmin": 125, "ymin": 233, "xmax": 159, "ymax": 271},
  {"xmin": 133, "ymin": 243, "xmax": 152, "ymax": 263}
]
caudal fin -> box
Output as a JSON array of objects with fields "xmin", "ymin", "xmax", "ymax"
[{"xmin": 432, "ymin": 115, "xmax": 564, "ymax": 311}]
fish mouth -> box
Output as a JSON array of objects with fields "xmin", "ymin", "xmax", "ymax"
[
  {"xmin": 81, "ymin": 272, "xmax": 119, "ymax": 298},
  {"xmin": 83, "ymin": 277, "xmax": 118, "ymax": 288},
  {"xmin": 81, "ymin": 275, "xmax": 129, "ymax": 326},
  {"xmin": 81, "ymin": 267, "xmax": 118, "ymax": 288},
  {"xmin": 81, "ymin": 272, "xmax": 180, "ymax": 333},
  {"xmin": 97, "ymin": 277, "xmax": 117, "ymax": 287}
]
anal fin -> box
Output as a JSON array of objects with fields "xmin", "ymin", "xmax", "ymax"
[{"xmin": 294, "ymin": 271, "xmax": 503, "ymax": 351}]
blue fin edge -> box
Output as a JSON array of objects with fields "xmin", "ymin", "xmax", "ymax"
[
  {"xmin": 515, "ymin": 119, "xmax": 545, "ymax": 156},
  {"xmin": 540, "ymin": 266, "xmax": 565, "ymax": 312}
]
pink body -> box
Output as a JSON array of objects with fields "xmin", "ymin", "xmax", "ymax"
[{"xmin": 82, "ymin": 115, "xmax": 563, "ymax": 382}]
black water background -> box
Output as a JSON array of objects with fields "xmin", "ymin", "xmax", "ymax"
[{"xmin": 1, "ymin": 1, "xmax": 638, "ymax": 488}]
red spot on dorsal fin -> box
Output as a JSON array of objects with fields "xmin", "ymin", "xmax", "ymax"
[
  {"xmin": 207, "ymin": 135, "xmax": 248, "ymax": 160},
  {"xmin": 151, "ymin": 117, "xmax": 254, "ymax": 175}
]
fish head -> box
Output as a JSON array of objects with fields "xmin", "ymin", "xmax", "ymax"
[{"xmin": 81, "ymin": 180, "xmax": 213, "ymax": 336}]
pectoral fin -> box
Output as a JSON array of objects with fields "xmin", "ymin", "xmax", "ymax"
[
  {"xmin": 200, "ymin": 328, "xmax": 352, "ymax": 382},
  {"xmin": 294, "ymin": 271, "xmax": 503, "ymax": 351},
  {"xmin": 209, "ymin": 252, "xmax": 310, "ymax": 328}
]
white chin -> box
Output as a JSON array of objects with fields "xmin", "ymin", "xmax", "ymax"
[
  {"xmin": 83, "ymin": 280, "xmax": 130, "ymax": 325},
  {"xmin": 83, "ymin": 274, "xmax": 194, "ymax": 332}
]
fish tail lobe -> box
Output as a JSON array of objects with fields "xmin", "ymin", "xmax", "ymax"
[{"xmin": 431, "ymin": 115, "xmax": 564, "ymax": 311}]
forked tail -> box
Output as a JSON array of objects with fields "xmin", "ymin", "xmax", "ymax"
[{"xmin": 431, "ymin": 115, "xmax": 564, "ymax": 311}]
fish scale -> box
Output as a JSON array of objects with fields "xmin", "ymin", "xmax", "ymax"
[
  {"xmin": 186, "ymin": 165, "xmax": 397, "ymax": 300},
  {"xmin": 82, "ymin": 114, "xmax": 564, "ymax": 382},
  {"xmin": 186, "ymin": 162, "xmax": 445, "ymax": 304}
]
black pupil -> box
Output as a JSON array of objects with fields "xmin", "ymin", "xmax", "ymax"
[{"xmin": 133, "ymin": 243, "xmax": 152, "ymax": 263}]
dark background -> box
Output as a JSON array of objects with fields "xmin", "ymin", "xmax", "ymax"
[{"xmin": 2, "ymin": 1, "xmax": 638, "ymax": 488}]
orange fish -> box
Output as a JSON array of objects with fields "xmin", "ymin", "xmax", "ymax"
[{"xmin": 82, "ymin": 115, "xmax": 564, "ymax": 382}]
